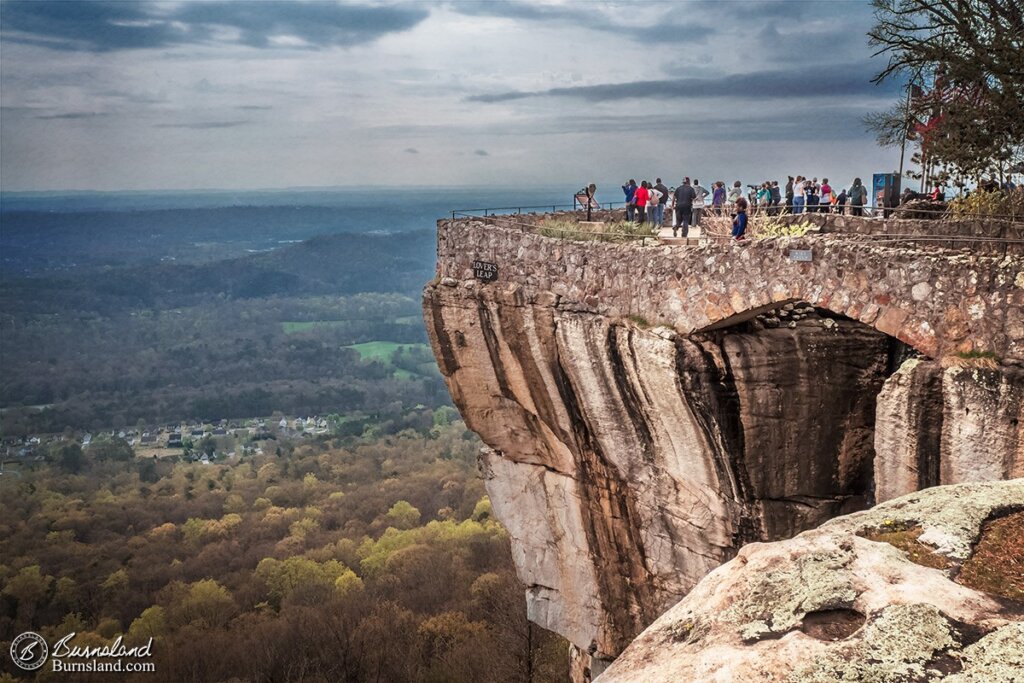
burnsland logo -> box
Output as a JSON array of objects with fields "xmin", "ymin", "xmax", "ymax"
[
  {"xmin": 9, "ymin": 631, "xmax": 156, "ymax": 673},
  {"xmin": 9, "ymin": 632, "xmax": 48, "ymax": 670}
]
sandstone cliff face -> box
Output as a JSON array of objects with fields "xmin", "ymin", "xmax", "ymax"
[
  {"xmin": 425, "ymin": 219, "xmax": 1024, "ymax": 671},
  {"xmin": 426, "ymin": 282, "xmax": 898, "ymax": 661},
  {"xmin": 598, "ymin": 480, "xmax": 1024, "ymax": 683},
  {"xmin": 875, "ymin": 360, "xmax": 1024, "ymax": 502}
]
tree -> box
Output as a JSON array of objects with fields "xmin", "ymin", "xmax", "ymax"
[
  {"xmin": 171, "ymin": 579, "xmax": 236, "ymax": 628},
  {"xmin": 2, "ymin": 565, "xmax": 54, "ymax": 623},
  {"xmin": 50, "ymin": 441, "xmax": 86, "ymax": 473},
  {"xmin": 90, "ymin": 435, "xmax": 133, "ymax": 462},
  {"xmin": 385, "ymin": 500, "xmax": 421, "ymax": 529},
  {"xmin": 867, "ymin": 0, "xmax": 1024, "ymax": 184},
  {"xmin": 128, "ymin": 605, "xmax": 167, "ymax": 641}
]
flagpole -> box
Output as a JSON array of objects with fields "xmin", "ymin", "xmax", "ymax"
[{"xmin": 898, "ymin": 82, "xmax": 913, "ymax": 181}]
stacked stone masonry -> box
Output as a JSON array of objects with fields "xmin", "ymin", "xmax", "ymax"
[{"xmin": 434, "ymin": 219, "xmax": 1023, "ymax": 360}]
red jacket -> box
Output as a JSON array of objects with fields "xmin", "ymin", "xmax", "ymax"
[{"xmin": 633, "ymin": 186, "xmax": 649, "ymax": 207}]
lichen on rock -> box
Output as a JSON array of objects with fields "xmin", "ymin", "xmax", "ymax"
[{"xmin": 597, "ymin": 480, "xmax": 1024, "ymax": 683}]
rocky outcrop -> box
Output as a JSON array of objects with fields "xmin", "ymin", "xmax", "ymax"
[
  {"xmin": 875, "ymin": 360, "xmax": 1024, "ymax": 502},
  {"xmin": 598, "ymin": 479, "xmax": 1024, "ymax": 682},
  {"xmin": 427, "ymin": 281, "xmax": 899, "ymax": 662},
  {"xmin": 424, "ymin": 218, "xmax": 1024, "ymax": 673}
]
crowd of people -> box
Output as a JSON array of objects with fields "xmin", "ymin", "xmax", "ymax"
[{"xmin": 620, "ymin": 175, "xmax": 873, "ymax": 240}]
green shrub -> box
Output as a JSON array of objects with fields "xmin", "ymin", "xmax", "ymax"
[{"xmin": 538, "ymin": 218, "xmax": 655, "ymax": 242}]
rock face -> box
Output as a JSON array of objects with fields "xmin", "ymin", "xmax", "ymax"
[
  {"xmin": 875, "ymin": 359, "xmax": 1024, "ymax": 502},
  {"xmin": 424, "ymin": 219, "xmax": 1024, "ymax": 673},
  {"xmin": 427, "ymin": 282, "xmax": 898, "ymax": 662},
  {"xmin": 598, "ymin": 480, "xmax": 1024, "ymax": 683}
]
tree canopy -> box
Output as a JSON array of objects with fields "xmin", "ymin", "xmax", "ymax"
[{"xmin": 867, "ymin": 0, "xmax": 1024, "ymax": 183}]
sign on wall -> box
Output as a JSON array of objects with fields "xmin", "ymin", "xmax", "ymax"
[
  {"xmin": 788, "ymin": 249, "xmax": 813, "ymax": 262},
  {"xmin": 472, "ymin": 260, "xmax": 498, "ymax": 282}
]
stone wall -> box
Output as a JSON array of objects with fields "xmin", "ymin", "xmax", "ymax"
[
  {"xmin": 435, "ymin": 219, "xmax": 1024, "ymax": 360},
  {"xmin": 776, "ymin": 211, "xmax": 1024, "ymax": 246}
]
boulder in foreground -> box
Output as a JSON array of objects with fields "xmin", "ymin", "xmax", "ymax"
[{"xmin": 598, "ymin": 479, "xmax": 1024, "ymax": 682}]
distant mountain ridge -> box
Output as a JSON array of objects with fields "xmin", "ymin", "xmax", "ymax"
[{"xmin": 1, "ymin": 230, "xmax": 436, "ymax": 315}]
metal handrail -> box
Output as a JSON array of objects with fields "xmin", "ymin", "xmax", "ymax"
[
  {"xmin": 450, "ymin": 202, "xmax": 626, "ymax": 219},
  {"xmin": 450, "ymin": 202, "xmax": 1023, "ymax": 223}
]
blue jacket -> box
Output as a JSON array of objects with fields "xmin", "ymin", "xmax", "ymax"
[
  {"xmin": 732, "ymin": 212, "xmax": 747, "ymax": 238},
  {"xmin": 622, "ymin": 183, "xmax": 637, "ymax": 204}
]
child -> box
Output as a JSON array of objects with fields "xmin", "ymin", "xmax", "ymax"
[{"xmin": 732, "ymin": 198, "xmax": 748, "ymax": 241}]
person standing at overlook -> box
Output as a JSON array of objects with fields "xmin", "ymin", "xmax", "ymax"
[
  {"xmin": 647, "ymin": 182, "xmax": 663, "ymax": 226},
  {"xmin": 793, "ymin": 176, "xmax": 806, "ymax": 213},
  {"xmin": 755, "ymin": 182, "xmax": 770, "ymax": 215},
  {"xmin": 770, "ymin": 181, "xmax": 781, "ymax": 215},
  {"xmin": 633, "ymin": 181, "xmax": 650, "ymax": 224},
  {"xmin": 654, "ymin": 178, "xmax": 669, "ymax": 227},
  {"xmin": 806, "ymin": 182, "xmax": 820, "ymax": 213},
  {"xmin": 622, "ymin": 179, "xmax": 637, "ymax": 222},
  {"xmin": 691, "ymin": 179, "xmax": 709, "ymax": 227},
  {"xmin": 712, "ymin": 181, "xmax": 726, "ymax": 214},
  {"xmin": 727, "ymin": 180, "xmax": 742, "ymax": 209},
  {"xmin": 849, "ymin": 178, "xmax": 867, "ymax": 216},
  {"xmin": 732, "ymin": 197, "xmax": 748, "ymax": 240},
  {"xmin": 836, "ymin": 187, "xmax": 849, "ymax": 214},
  {"xmin": 785, "ymin": 176, "xmax": 794, "ymax": 213},
  {"xmin": 674, "ymin": 178, "xmax": 696, "ymax": 237},
  {"xmin": 820, "ymin": 178, "xmax": 832, "ymax": 211}
]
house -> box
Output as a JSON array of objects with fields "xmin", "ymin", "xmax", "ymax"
[
  {"xmin": 212, "ymin": 428, "xmax": 227, "ymax": 436},
  {"xmin": 82, "ymin": 434, "xmax": 92, "ymax": 446},
  {"xmin": 140, "ymin": 434, "xmax": 156, "ymax": 445},
  {"xmin": 167, "ymin": 433, "xmax": 183, "ymax": 448}
]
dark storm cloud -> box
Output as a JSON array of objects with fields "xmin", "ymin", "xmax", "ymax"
[
  {"xmin": 468, "ymin": 68, "xmax": 901, "ymax": 103},
  {"xmin": 154, "ymin": 121, "xmax": 250, "ymax": 129},
  {"xmin": 174, "ymin": 2, "xmax": 430, "ymax": 49},
  {"xmin": 0, "ymin": 0, "xmax": 430, "ymax": 52},
  {"xmin": 0, "ymin": 1, "xmax": 190, "ymax": 51},
  {"xmin": 449, "ymin": 1, "xmax": 716, "ymax": 43}
]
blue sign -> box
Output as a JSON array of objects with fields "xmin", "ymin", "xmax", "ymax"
[{"xmin": 872, "ymin": 174, "xmax": 887, "ymax": 208}]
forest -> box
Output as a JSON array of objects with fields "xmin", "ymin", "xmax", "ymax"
[
  {"xmin": 0, "ymin": 199, "xmax": 571, "ymax": 682},
  {"xmin": 0, "ymin": 418, "xmax": 568, "ymax": 682},
  {"xmin": 0, "ymin": 231, "xmax": 442, "ymax": 434}
]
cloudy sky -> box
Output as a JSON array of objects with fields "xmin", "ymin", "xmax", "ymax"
[{"xmin": 0, "ymin": 0, "xmax": 905, "ymax": 192}]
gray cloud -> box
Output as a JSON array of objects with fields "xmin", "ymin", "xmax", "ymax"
[
  {"xmin": 449, "ymin": 1, "xmax": 717, "ymax": 44},
  {"xmin": 404, "ymin": 147, "xmax": 419, "ymax": 154},
  {"xmin": 469, "ymin": 68, "xmax": 901, "ymax": 103},
  {"xmin": 0, "ymin": 0, "xmax": 430, "ymax": 52},
  {"xmin": 368, "ymin": 102, "xmax": 883, "ymax": 142},
  {"xmin": 154, "ymin": 121, "xmax": 250, "ymax": 129},
  {"xmin": 474, "ymin": 149, "xmax": 489, "ymax": 156},
  {"xmin": 35, "ymin": 112, "xmax": 108, "ymax": 120},
  {"xmin": 236, "ymin": 105, "xmax": 273, "ymax": 111}
]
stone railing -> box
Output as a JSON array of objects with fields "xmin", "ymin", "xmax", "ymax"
[
  {"xmin": 776, "ymin": 211, "xmax": 1024, "ymax": 244},
  {"xmin": 435, "ymin": 217, "xmax": 1024, "ymax": 361}
]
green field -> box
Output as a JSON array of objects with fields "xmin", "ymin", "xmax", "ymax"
[
  {"xmin": 345, "ymin": 341, "xmax": 436, "ymax": 380},
  {"xmin": 346, "ymin": 341, "xmax": 425, "ymax": 361},
  {"xmin": 282, "ymin": 316, "xmax": 421, "ymax": 334}
]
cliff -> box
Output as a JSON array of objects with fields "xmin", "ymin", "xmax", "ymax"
[{"xmin": 424, "ymin": 216, "xmax": 1024, "ymax": 673}]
